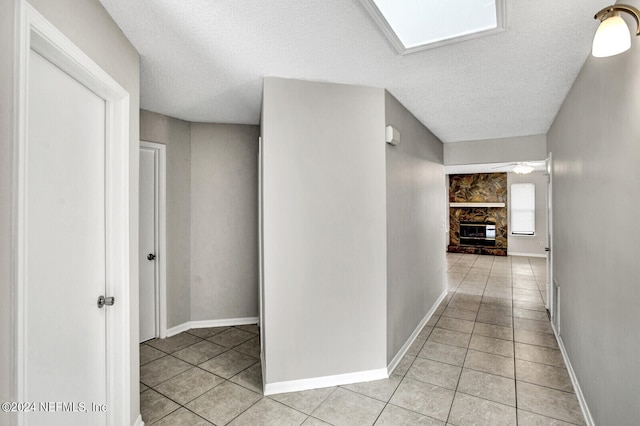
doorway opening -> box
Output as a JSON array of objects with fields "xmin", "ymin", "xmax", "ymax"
[{"xmin": 140, "ymin": 141, "xmax": 167, "ymax": 342}]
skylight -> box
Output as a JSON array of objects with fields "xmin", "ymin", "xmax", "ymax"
[{"xmin": 361, "ymin": 0, "xmax": 506, "ymax": 54}]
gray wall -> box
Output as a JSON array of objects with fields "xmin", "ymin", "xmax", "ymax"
[
  {"xmin": 547, "ymin": 2, "xmax": 640, "ymax": 423},
  {"xmin": 0, "ymin": 1, "xmax": 15, "ymax": 421},
  {"xmin": 506, "ymin": 171, "xmax": 548, "ymax": 256},
  {"xmin": 0, "ymin": 0, "xmax": 141, "ymax": 424},
  {"xmin": 262, "ymin": 78, "xmax": 387, "ymax": 384},
  {"xmin": 140, "ymin": 110, "xmax": 192, "ymax": 328},
  {"xmin": 140, "ymin": 112, "xmax": 260, "ymax": 327},
  {"xmin": 444, "ymin": 134, "xmax": 547, "ymax": 165},
  {"xmin": 385, "ymin": 91, "xmax": 446, "ymax": 363},
  {"xmin": 190, "ymin": 123, "xmax": 260, "ymax": 321}
]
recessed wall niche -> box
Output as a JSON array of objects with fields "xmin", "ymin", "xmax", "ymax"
[{"xmin": 448, "ymin": 173, "xmax": 508, "ymax": 256}]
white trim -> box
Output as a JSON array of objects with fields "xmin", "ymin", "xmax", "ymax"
[
  {"xmin": 507, "ymin": 251, "xmax": 546, "ymax": 258},
  {"xmin": 258, "ymin": 135, "xmax": 267, "ymax": 397},
  {"xmin": 15, "ymin": 3, "xmax": 132, "ymax": 425},
  {"xmin": 166, "ymin": 317, "xmax": 259, "ymax": 337},
  {"xmin": 165, "ymin": 322, "xmax": 192, "ymax": 337},
  {"xmin": 258, "ymin": 135, "xmax": 265, "ymax": 375},
  {"xmin": 552, "ymin": 324, "xmax": 595, "ymax": 426},
  {"xmin": 387, "ymin": 290, "xmax": 448, "ymax": 375},
  {"xmin": 450, "ymin": 202, "xmax": 505, "ymax": 208},
  {"xmin": 547, "ymin": 153, "xmax": 556, "ymax": 323},
  {"xmin": 140, "ymin": 141, "xmax": 167, "ymax": 339},
  {"xmin": 263, "ymin": 368, "xmax": 388, "ymax": 396},
  {"xmin": 133, "ymin": 414, "xmax": 144, "ymax": 426}
]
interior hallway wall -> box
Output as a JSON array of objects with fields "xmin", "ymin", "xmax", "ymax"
[
  {"xmin": 0, "ymin": 0, "xmax": 141, "ymax": 424},
  {"xmin": 444, "ymin": 134, "xmax": 547, "ymax": 165},
  {"xmin": 140, "ymin": 109, "xmax": 192, "ymax": 328},
  {"xmin": 190, "ymin": 123, "xmax": 260, "ymax": 321},
  {"xmin": 547, "ymin": 2, "xmax": 640, "ymax": 423},
  {"xmin": 261, "ymin": 77, "xmax": 387, "ymax": 387},
  {"xmin": 385, "ymin": 91, "xmax": 446, "ymax": 364}
]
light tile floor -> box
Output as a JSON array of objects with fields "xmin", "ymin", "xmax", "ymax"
[{"xmin": 140, "ymin": 254, "xmax": 585, "ymax": 425}]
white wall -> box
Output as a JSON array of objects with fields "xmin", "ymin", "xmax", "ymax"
[
  {"xmin": 0, "ymin": 1, "xmax": 15, "ymax": 421},
  {"xmin": 507, "ymin": 171, "xmax": 548, "ymax": 257},
  {"xmin": 0, "ymin": 0, "xmax": 141, "ymax": 424},
  {"xmin": 190, "ymin": 123, "xmax": 260, "ymax": 321},
  {"xmin": 261, "ymin": 78, "xmax": 387, "ymax": 388},
  {"xmin": 444, "ymin": 134, "xmax": 547, "ymax": 165},
  {"xmin": 385, "ymin": 91, "xmax": 446, "ymax": 363},
  {"xmin": 547, "ymin": 1, "xmax": 640, "ymax": 423},
  {"xmin": 140, "ymin": 110, "xmax": 192, "ymax": 328}
]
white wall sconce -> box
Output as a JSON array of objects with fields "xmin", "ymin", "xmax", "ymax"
[{"xmin": 592, "ymin": 4, "xmax": 640, "ymax": 57}]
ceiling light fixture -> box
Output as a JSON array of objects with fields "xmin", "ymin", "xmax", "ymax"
[
  {"xmin": 592, "ymin": 4, "xmax": 640, "ymax": 57},
  {"xmin": 513, "ymin": 164, "xmax": 534, "ymax": 174}
]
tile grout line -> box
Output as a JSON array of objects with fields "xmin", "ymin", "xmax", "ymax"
[
  {"xmin": 512, "ymin": 260, "xmax": 520, "ymax": 426},
  {"xmin": 141, "ymin": 326, "xmax": 263, "ymax": 425},
  {"xmin": 454, "ymin": 255, "xmax": 522, "ymax": 423},
  {"xmin": 447, "ymin": 255, "xmax": 572, "ymax": 424},
  {"xmin": 380, "ymin": 324, "xmax": 454, "ymax": 425},
  {"xmin": 142, "ymin": 257, "xmax": 575, "ymax": 425},
  {"xmin": 141, "ymin": 344, "xmax": 241, "ymax": 390},
  {"xmin": 442, "ymin": 285, "xmax": 463, "ymax": 426},
  {"xmin": 306, "ymin": 385, "xmax": 341, "ymax": 425},
  {"xmin": 445, "ymin": 254, "xmax": 484, "ymax": 425}
]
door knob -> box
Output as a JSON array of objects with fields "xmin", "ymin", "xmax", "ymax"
[
  {"xmin": 97, "ymin": 295, "xmax": 115, "ymax": 308},
  {"xmin": 147, "ymin": 253, "xmax": 156, "ymax": 261},
  {"xmin": 544, "ymin": 247, "xmax": 550, "ymax": 252}
]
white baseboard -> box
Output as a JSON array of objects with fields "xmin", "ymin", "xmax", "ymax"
[
  {"xmin": 133, "ymin": 414, "xmax": 144, "ymax": 426},
  {"xmin": 508, "ymin": 251, "xmax": 547, "ymax": 258},
  {"xmin": 387, "ymin": 290, "xmax": 448, "ymax": 375},
  {"xmin": 166, "ymin": 317, "xmax": 259, "ymax": 337},
  {"xmin": 551, "ymin": 324, "xmax": 595, "ymax": 426},
  {"xmin": 263, "ymin": 368, "xmax": 388, "ymax": 396},
  {"xmin": 166, "ymin": 322, "xmax": 191, "ymax": 337}
]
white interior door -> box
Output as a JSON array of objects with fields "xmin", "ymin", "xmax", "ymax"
[
  {"xmin": 139, "ymin": 146, "xmax": 158, "ymax": 342},
  {"xmin": 24, "ymin": 49, "xmax": 107, "ymax": 425}
]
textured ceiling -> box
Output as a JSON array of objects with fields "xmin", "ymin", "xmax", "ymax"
[{"xmin": 99, "ymin": 0, "xmax": 609, "ymax": 142}]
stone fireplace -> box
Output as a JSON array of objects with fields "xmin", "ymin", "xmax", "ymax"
[{"xmin": 448, "ymin": 173, "xmax": 508, "ymax": 256}]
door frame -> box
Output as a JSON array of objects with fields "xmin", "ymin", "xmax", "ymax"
[
  {"xmin": 14, "ymin": 2, "xmax": 132, "ymax": 425},
  {"xmin": 545, "ymin": 152, "xmax": 556, "ymax": 329},
  {"xmin": 258, "ymin": 136, "xmax": 266, "ymax": 388},
  {"xmin": 140, "ymin": 141, "xmax": 168, "ymax": 339}
]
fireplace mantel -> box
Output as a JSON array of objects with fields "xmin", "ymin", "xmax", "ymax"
[{"xmin": 450, "ymin": 202, "xmax": 505, "ymax": 208}]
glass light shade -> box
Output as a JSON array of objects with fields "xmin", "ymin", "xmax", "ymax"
[
  {"xmin": 513, "ymin": 164, "xmax": 534, "ymax": 174},
  {"xmin": 592, "ymin": 15, "xmax": 631, "ymax": 57}
]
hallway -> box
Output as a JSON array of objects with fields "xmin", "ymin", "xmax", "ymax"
[{"xmin": 140, "ymin": 254, "xmax": 585, "ymax": 425}]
